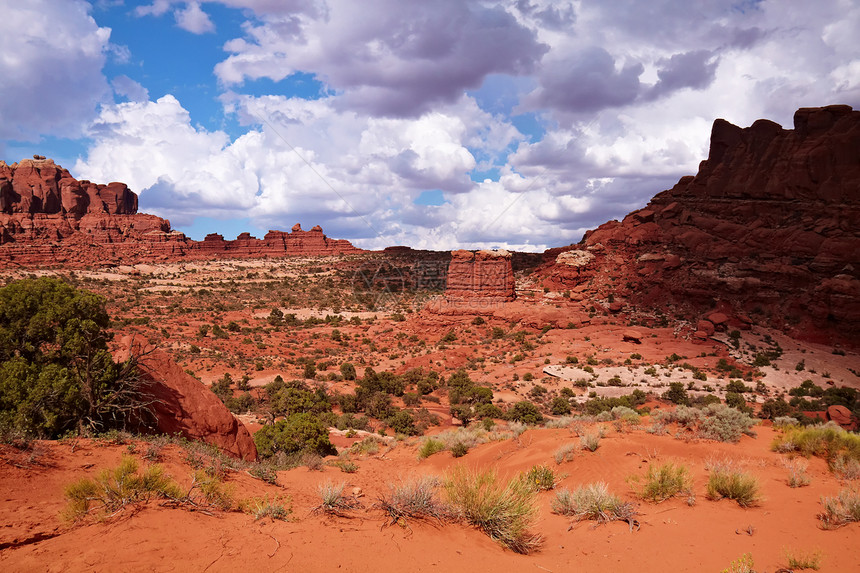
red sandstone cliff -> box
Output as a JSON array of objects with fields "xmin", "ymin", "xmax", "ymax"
[
  {"xmin": 0, "ymin": 157, "xmax": 362, "ymax": 266},
  {"xmin": 538, "ymin": 105, "xmax": 860, "ymax": 344}
]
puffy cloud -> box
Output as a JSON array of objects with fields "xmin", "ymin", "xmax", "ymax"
[
  {"xmin": 70, "ymin": 0, "xmax": 860, "ymax": 252},
  {"xmin": 0, "ymin": 0, "xmax": 111, "ymax": 140},
  {"xmin": 215, "ymin": 0, "xmax": 549, "ymax": 116},
  {"xmin": 175, "ymin": 2, "xmax": 216, "ymax": 34},
  {"xmin": 111, "ymin": 75, "xmax": 150, "ymax": 102}
]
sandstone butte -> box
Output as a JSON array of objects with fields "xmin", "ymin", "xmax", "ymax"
[
  {"xmin": 445, "ymin": 249, "xmax": 516, "ymax": 302},
  {"xmin": 0, "ymin": 157, "xmax": 362, "ymax": 267},
  {"xmin": 537, "ymin": 104, "xmax": 860, "ymax": 345}
]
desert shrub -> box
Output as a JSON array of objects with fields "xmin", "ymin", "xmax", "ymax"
[
  {"xmin": 550, "ymin": 396, "xmax": 572, "ymax": 415},
  {"xmin": 505, "ymin": 400, "xmax": 544, "ymax": 425},
  {"xmin": 759, "ymin": 397, "xmax": 793, "ymax": 420},
  {"xmin": 706, "ymin": 468, "xmax": 760, "ymax": 507},
  {"xmin": 783, "ymin": 548, "xmax": 823, "ymax": 571},
  {"xmin": 241, "ymin": 494, "xmax": 292, "ymax": 521},
  {"xmin": 783, "ymin": 458, "xmax": 811, "ymax": 488},
  {"xmin": 248, "ymin": 463, "xmax": 278, "ymax": 484},
  {"xmin": 418, "ymin": 438, "xmax": 445, "ymax": 459},
  {"xmin": 520, "ymin": 465, "xmax": 556, "ymax": 491},
  {"xmin": 583, "ymin": 391, "xmax": 647, "ymax": 415},
  {"xmin": 595, "ymin": 411, "xmax": 612, "ymax": 422},
  {"xmin": 773, "ymin": 416, "xmax": 799, "ymax": 427},
  {"xmin": 610, "ymin": 406, "xmax": 640, "ymax": 422},
  {"xmin": 0, "ymin": 278, "xmax": 147, "ymax": 438},
  {"xmin": 450, "ymin": 442, "xmax": 469, "ymax": 458},
  {"xmin": 254, "ymin": 413, "xmax": 336, "ymax": 458},
  {"xmin": 771, "ymin": 424, "xmax": 860, "ymax": 469},
  {"xmin": 819, "ymin": 487, "xmax": 860, "ymax": 528},
  {"xmin": 832, "ymin": 455, "xmax": 860, "ymax": 480},
  {"xmin": 63, "ymin": 456, "xmax": 182, "ymax": 521},
  {"xmin": 551, "ymin": 482, "xmax": 637, "ymax": 524},
  {"xmin": 331, "ymin": 460, "xmax": 358, "ymax": 473},
  {"xmin": 377, "ymin": 475, "xmax": 449, "ymax": 527},
  {"xmin": 554, "ymin": 443, "xmax": 576, "ymax": 465},
  {"xmin": 662, "ymin": 382, "xmax": 689, "ymax": 405},
  {"xmin": 350, "ymin": 435, "xmax": 391, "ymax": 456},
  {"xmin": 385, "ymin": 409, "xmax": 419, "ymax": 436},
  {"xmin": 444, "ymin": 467, "xmax": 542, "ymax": 554},
  {"xmin": 314, "ymin": 481, "xmax": 362, "ymax": 515},
  {"xmin": 631, "ymin": 462, "xmax": 692, "ymax": 502},
  {"xmin": 580, "ymin": 433, "xmax": 600, "ymax": 452},
  {"xmin": 697, "ymin": 405, "xmax": 757, "ymax": 442},
  {"xmin": 340, "ymin": 362, "xmax": 356, "ymax": 380},
  {"xmin": 721, "ymin": 553, "xmax": 755, "ymax": 573}
]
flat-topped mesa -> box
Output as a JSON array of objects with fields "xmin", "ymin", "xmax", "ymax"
[
  {"xmin": 446, "ymin": 249, "xmax": 515, "ymax": 302},
  {"xmin": 0, "ymin": 157, "xmax": 364, "ymax": 266},
  {"xmin": 538, "ymin": 105, "xmax": 860, "ymax": 344}
]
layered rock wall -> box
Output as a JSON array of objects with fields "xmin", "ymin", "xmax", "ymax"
[
  {"xmin": 0, "ymin": 158, "xmax": 362, "ymax": 266},
  {"xmin": 539, "ymin": 105, "xmax": 860, "ymax": 344},
  {"xmin": 446, "ymin": 249, "xmax": 515, "ymax": 301}
]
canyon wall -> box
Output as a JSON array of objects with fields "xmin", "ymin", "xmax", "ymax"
[{"xmin": 539, "ymin": 105, "xmax": 860, "ymax": 344}]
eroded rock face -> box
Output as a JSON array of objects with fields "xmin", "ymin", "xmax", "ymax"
[
  {"xmin": 116, "ymin": 337, "xmax": 258, "ymax": 461},
  {"xmin": 539, "ymin": 105, "xmax": 860, "ymax": 345},
  {"xmin": 0, "ymin": 158, "xmax": 363, "ymax": 266},
  {"xmin": 446, "ymin": 249, "xmax": 515, "ymax": 302}
]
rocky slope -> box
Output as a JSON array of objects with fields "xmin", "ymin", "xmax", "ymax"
[
  {"xmin": 0, "ymin": 158, "xmax": 362, "ymax": 266},
  {"xmin": 538, "ymin": 105, "xmax": 860, "ymax": 345}
]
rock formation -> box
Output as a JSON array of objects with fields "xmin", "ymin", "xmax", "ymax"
[
  {"xmin": 446, "ymin": 249, "xmax": 515, "ymax": 302},
  {"xmin": 0, "ymin": 158, "xmax": 362, "ymax": 266},
  {"xmin": 116, "ymin": 337, "xmax": 258, "ymax": 461},
  {"xmin": 539, "ymin": 105, "xmax": 860, "ymax": 345}
]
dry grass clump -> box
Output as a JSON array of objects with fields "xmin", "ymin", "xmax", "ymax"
[
  {"xmin": 818, "ymin": 487, "xmax": 860, "ymax": 529},
  {"xmin": 313, "ymin": 481, "xmax": 363, "ymax": 516},
  {"xmin": 782, "ymin": 458, "xmax": 811, "ymax": 488},
  {"xmin": 630, "ymin": 462, "xmax": 692, "ymax": 503},
  {"xmin": 241, "ymin": 494, "xmax": 292, "ymax": 521},
  {"xmin": 376, "ymin": 475, "xmax": 450, "ymax": 528},
  {"xmin": 783, "ymin": 547, "xmax": 823, "ymax": 570},
  {"xmin": 554, "ymin": 443, "xmax": 576, "ymax": 465},
  {"xmin": 63, "ymin": 456, "xmax": 182, "ymax": 521},
  {"xmin": 418, "ymin": 425, "xmax": 514, "ymax": 460},
  {"xmin": 444, "ymin": 467, "xmax": 542, "ymax": 554},
  {"xmin": 580, "ymin": 433, "xmax": 600, "ymax": 452},
  {"xmin": 551, "ymin": 482, "xmax": 638, "ymax": 526},
  {"xmin": 706, "ymin": 466, "xmax": 760, "ymax": 507}
]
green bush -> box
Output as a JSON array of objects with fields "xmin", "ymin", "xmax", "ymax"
[
  {"xmin": 0, "ymin": 278, "xmax": 144, "ymax": 438},
  {"xmin": 418, "ymin": 438, "xmax": 445, "ymax": 459},
  {"xmin": 505, "ymin": 401, "xmax": 544, "ymax": 425},
  {"xmin": 772, "ymin": 424, "xmax": 860, "ymax": 471},
  {"xmin": 254, "ymin": 413, "xmax": 336, "ymax": 458},
  {"xmin": 551, "ymin": 396, "xmax": 572, "ymax": 415},
  {"xmin": 520, "ymin": 465, "xmax": 556, "ymax": 491}
]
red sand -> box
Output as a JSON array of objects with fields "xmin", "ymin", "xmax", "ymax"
[{"xmin": 2, "ymin": 422, "xmax": 858, "ymax": 572}]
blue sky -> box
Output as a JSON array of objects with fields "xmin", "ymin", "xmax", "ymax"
[{"xmin": 1, "ymin": 0, "xmax": 858, "ymax": 250}]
